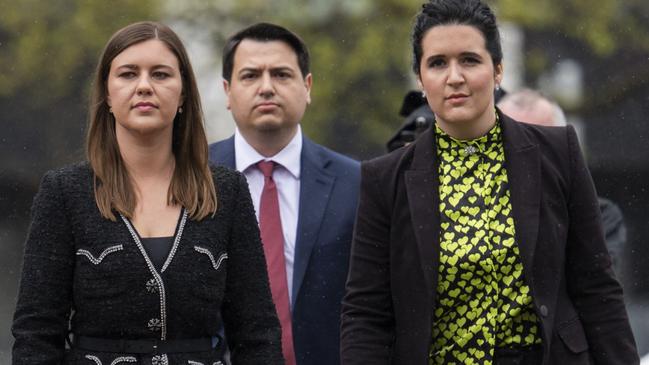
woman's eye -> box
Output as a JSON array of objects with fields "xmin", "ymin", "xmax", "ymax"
[
  {"xmin": 118, "ymin": 71, "xmax": 136, "ymax": 79},
  {"xmin": 152, "ymin": 72, "xmax": 170, "ymax": 80},
  {"xmin": 462, "ymin": 57, "xmax": 480, "ymax": 65},
  {"xmin": 428, "ymin": 59, "xmax": 446, "ymax": 68}
]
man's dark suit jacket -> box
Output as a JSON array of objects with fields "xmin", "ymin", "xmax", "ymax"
[
  {"xmin": 340, "ymin": 111, "xmax": 638, "ymax": 364},
  {"xmin": 210, "ymin": 134, "xmax": 360, "ymax": 365}
]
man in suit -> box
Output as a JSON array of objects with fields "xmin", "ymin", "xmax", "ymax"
[{"xmin": 209, "ymin": 22, "xmax": 360, "ymax": 365}]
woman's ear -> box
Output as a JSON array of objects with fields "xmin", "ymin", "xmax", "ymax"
[{"xmin": 494, "ymin": 63, "xmax": 504, "ymax": 86}]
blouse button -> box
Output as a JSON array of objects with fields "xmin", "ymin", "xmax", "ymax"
[
  {"xmin": 148, "ymin": 318, "xmax": 162, "ymax": 332},
  {"xmin": 539, "ymin": 305, "xmax": 549, "ymax": 317}
]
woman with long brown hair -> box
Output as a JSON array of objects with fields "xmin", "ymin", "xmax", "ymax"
[{"xmin": 12, "ymin": 21, "xmax": 283, "ymax": 364}]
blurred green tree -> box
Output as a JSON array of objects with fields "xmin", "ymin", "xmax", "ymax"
[
  {"xmin": 0, "ymin": 0, "xmax": 160, "ymax": 103},
  {"xmin": 2, "ymin": 0, "xmax": 648, "ymax": 160},
  {"xmin": 173, "ymin": 0, "xmax": 417, "ymax": 158},
  {"xmin": 493, "ymin": 0, "xmax": 649, "ymax": 114},
  {"xmin": 0, "ymin": 0, "xmax": 160, "ymax": 175},
  {"xmin": 170, "ymin": 0, "xmax": 649, "ymax": 158},
  {"xmin": 495, "ymin": 0, "xmax": 649, "ymax": 55}
]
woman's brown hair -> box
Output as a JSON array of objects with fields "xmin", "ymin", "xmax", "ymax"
[{"xmin": 86, "ymin": 21, "xmax": 216, "ymax": 221}]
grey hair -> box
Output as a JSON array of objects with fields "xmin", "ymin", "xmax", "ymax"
[{"xmin": 498, "ymin": 88, "xmax": 566, "ymax": 126}]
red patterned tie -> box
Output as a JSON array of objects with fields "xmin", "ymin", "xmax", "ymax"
[{"xmin": 257, "ymin": 160, "xmax": 295, "ymax": 365}]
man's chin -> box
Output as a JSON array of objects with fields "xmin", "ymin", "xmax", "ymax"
[
  {"xmin": 254, "ymin": 125, "xmax": 281, "ymax": 134},
  {"xmin": 253, "ymin": 119, "xmax": 289, "ymax": 133}
]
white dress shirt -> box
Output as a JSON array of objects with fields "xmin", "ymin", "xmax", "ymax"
[{"xmin": 234, "ymin": 126, "xmax": 302, "ymax": 304}]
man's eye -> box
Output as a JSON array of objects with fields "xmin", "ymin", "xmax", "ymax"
[
  {"xmin": 275, "ymin": 72, "xmax": 291, "ymax": 79},
  {"xmin": 241, "ymin": 73, "xmax": 257, "ymax": 80}
]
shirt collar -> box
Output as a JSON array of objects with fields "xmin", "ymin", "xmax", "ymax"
[{"xmin": 234, "ymin": 125, "xmax": 302, "ymax": 179}]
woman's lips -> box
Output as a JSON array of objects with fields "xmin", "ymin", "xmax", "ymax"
[
  {"xmin": 135, "ymin": 105, "xmax": 155, "ymax": 112},
  {"xmin": 446, "ymin": 94, "xmax": 468, "ymax": 105},
  {"xmin": 133, "ymin": 102, "xmax": 157, "ymax": 112}
]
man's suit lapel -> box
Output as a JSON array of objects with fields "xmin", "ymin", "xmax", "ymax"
[
  {"xmin": 501, "ymin": 113, "xmax": 541, "ymax": 277},
  {"xmin": 209, "ymin": 136, "xmax": 236, "ymax": 168},
  {"xmin": 292, "ymin": 137, "xmax": 335, "ymax": 308},
  {"xmin": 404, "ymin": 128, "xmax": 441, "ymax": 307}
]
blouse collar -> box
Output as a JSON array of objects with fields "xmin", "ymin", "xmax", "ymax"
[{"xmin": 435, "ymin": 113, "xmax": 502, "ymax": 158}]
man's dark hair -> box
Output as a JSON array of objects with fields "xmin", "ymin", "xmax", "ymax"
[
  {"xmin": 411, "ymin": 0, "xmax": 502, "ymax": 75},
  {"xmin": 222, "ymin": 22, "xmax": 310, "ymax": 82}
]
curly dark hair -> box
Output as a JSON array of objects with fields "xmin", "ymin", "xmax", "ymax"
[{"xmin": 411, "ymin": 0, "xmax": 502, "ymax": 75}]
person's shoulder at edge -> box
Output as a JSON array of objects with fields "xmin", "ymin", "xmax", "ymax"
[
  {"xmin": 207, "ymin": 137, "xmax": 230, "ymax": 150},
  {"xmin": 37, "ymin": 161, "xmax": 93, "ymax": 190},
  {"xmin": 359, "ymin": 128, "xmax": 421, "ymax": 192},
  {"xmin": 42, "ymin": 161, "xmax": 92, "ymax": 176},
  {"xmin": 208, "ymin": 162, "xmax": 239, "ymax": 178},
  {"xmin": 208, "ymin": 163, "xmax": 248, "ymax": 192},
  {"xmin": 500, "ymin": 111, "xmax": 574, "ymax": 148}
]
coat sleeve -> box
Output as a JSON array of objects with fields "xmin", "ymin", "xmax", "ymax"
[
  {"xmin": 221, "ymin": 172, "xmax": 284, "ymax": 364},
  {"xmin": 12, "ymin": 170, "xmax": 75, "ymax": 364},
  {"xmin": 340, "ymin": 160, "xmax": 395, "ymax": 364},
  {"xmin": 564, "ymin": 126, "xmax": 639, "ymax": 364}
]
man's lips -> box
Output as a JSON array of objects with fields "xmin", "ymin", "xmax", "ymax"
[{"xmin": 255, "ymin": 102, "xmax": 279, "ymax": 112}]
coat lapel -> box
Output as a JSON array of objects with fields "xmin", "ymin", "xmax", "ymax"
[
  {"xmin": 292, "ymin": 137, "xmax": 335, "ymax": 308},
  {"xmin": 404, "ymin": 128, "xmax": 441, "ymax": 305},
  {"xmin": 501, "ymin": 113, "xmax": 541, "ymax": 278}
]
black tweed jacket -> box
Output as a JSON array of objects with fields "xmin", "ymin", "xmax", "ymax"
[{"xmin": 12, "ymin": 162, "xmax": 283, "ymax": 365}]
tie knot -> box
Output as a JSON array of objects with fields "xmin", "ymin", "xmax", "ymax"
[{"xmin": 257, "ymin": 160, "xmax": 276, "ymax": 177}]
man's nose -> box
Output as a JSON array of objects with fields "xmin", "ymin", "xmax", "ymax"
[{"xmin": 258, "ymin": 72, "xmax": 275, "ymax": 96}]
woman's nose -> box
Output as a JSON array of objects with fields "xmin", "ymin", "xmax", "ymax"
[
  {"xmin": 447, "ymin": 62, "xmax": 464, "ymax": 84},
  {"xmin": 136, "ymin": 76, "xmax": 153, "ymax": 95}
]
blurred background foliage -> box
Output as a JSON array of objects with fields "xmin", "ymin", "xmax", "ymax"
[
  {"xmin": 0, "ymin": 0, "xmax": 160, "ymax": 102},
  {"xmin": 2, "ymin": 0, "xmax": 648, "ymax": 157},
  {"xmin": 2, "ymin": 0, "xmax": 649, "ymax": 361},
  {"xmin": 498, "ymin": 0, "xmax": 649, "ymax": 54}
]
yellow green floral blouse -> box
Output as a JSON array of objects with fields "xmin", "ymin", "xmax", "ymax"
[{"xmin": 429, "ymin": 119, "xmax": 542, "ymax": 365}]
